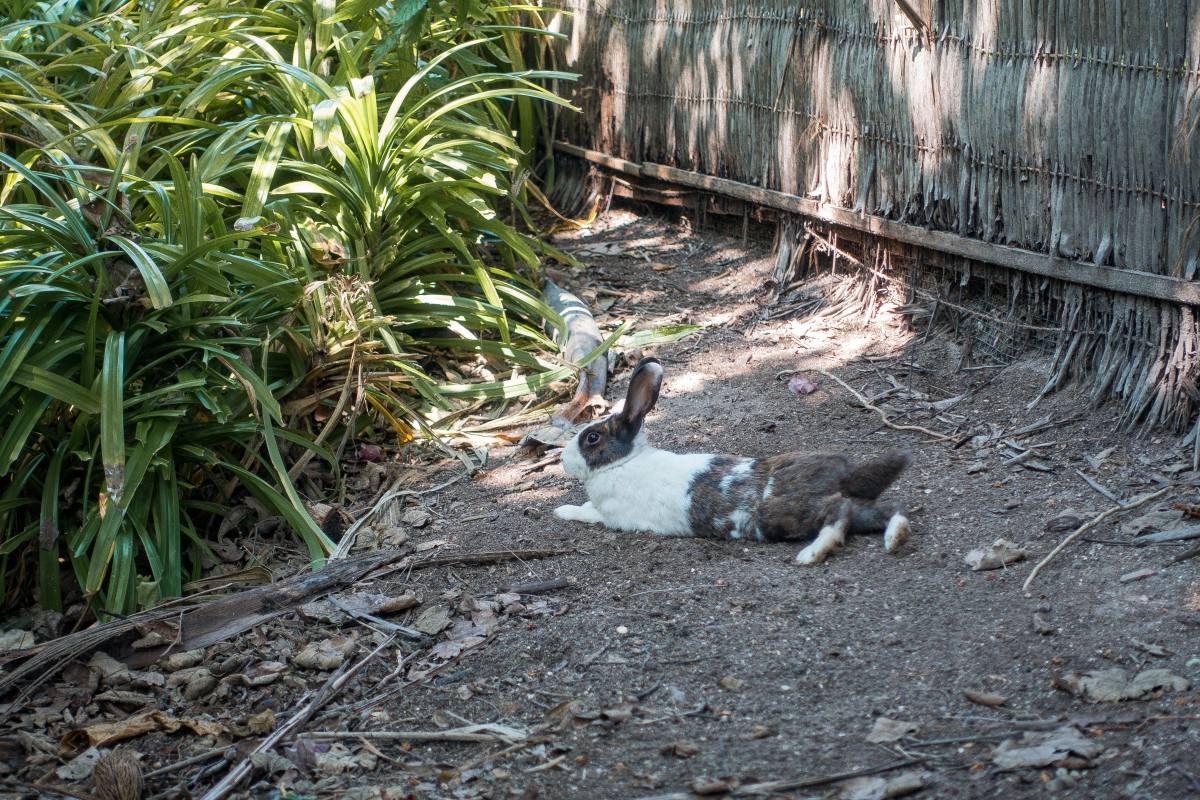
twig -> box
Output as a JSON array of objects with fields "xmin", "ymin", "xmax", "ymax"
[
  {"xmin": 525, "ymin": 754, "xmax": 568, "ymax": 773},
  {"xmin": 365, "ymin": 548, "xmax": 570, "ymax": 583},
  {"xmin": 1010, "ymin": 413, "xmax": 1082, "ymax": 439},
  {"xmin": 1169, "ymin": 542, "xmax": 1200, "ymax": 564},
  {"xmin": 905, "ymin": 733, "xmax": 1016, "ymax": 747},
  {"xmin": 519, "ymin": 451, "xmax": 562, "ymax": 475},
  {"xmin": 815, "ymin": 369, "xmax": 953, "ymax": 441},
  {"xmin": 1023, "ymin": 487, "xmax": 1171, "ymax": 595},
  {"xmin": 499, "ymin": 577, "xmax": 576, "ymax": 595},
  {"xmin": 1135, "ymin": 526, "xmax": 1200, "ymax": 544},
  {"xmin": 144, "ymin": 746, "xmax": 231, "ymax": 779},
  {"xmin": 1075, "ymin": 469, "xmax": 1122, "ymax": 504},
  {"xmin": 328, "ymin": 596, "xmax": 426, "ymax": 640},
  {"xmin": 304, "ymin": 724, "xmax": 528, "ymax": 745},
  {"xmin": 333, "ymin": 472, "xmax": 471, "ymax": 558},
  {"xmin": 634, "ymin": 701, "xmax": 708, "ymax": 726},
  {"xmin": 635, "ymin": 758, "xmax": 923, "ymax": 800},
  {"xmin": 453, "ymin": 741, "xmax": 532, "ymax": 776},
  {"xmin": 1003, "ymin": 450, "xmax": 1035, "ymax": 468},
  {"xmin": 628, "ymin": 584, "xmax": 716, "ymax": 598},
  {"xmin": 199, "ymin": 635, "xmax": 396, "ymax": 800},
  {"xmin": 343, "ymin": 633, "xmax": 495, "ymax": 716}
]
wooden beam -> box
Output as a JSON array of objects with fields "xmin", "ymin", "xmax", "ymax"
[{"xmin": 555, "ymin": 141, "xmax": 1200, "ymax": 307}]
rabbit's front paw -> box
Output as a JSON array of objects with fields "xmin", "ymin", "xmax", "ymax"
[{"xmin": 554, "ymin": 502, "xmax": 603, "ymax": 524}]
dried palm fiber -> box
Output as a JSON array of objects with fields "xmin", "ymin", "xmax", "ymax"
[{"xmin": 546, "ymin": 0, "xmax": 1200, "ymax": 443}]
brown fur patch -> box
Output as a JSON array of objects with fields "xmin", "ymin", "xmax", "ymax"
[
  {"xmin": 687, "ymin": 457, "xmax": 762, "ymax": 540},
  {"xmin": 687, "ymin": 451, "xmax": 909, "ymax": 543}
]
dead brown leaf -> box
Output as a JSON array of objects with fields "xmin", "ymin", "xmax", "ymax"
[
  {"xmin": 661, "ymin": 740, "xmax": 700, "ymax": 758},
  {"xmin": 414, "ymin": 605, "xmax": 452, "ymax": 635},
  {"xmin": 866, "ymin": 717, "xmax": 918, "ymax": 743},
  {"xmin": 963, "ymin": 689, "xmax": 1007, "ymax": 707},
  {"xmin": 292, "ymin": 636, "xmax": 357, "ymax": 671},
  {"xmin": 62, "ymin": 710, "xmax": 226, "ymax": 753}
]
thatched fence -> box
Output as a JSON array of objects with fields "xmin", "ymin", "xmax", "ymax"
[{"xmin": 547, "ymin": 1, "xmax": 1200, "ymax": 445}]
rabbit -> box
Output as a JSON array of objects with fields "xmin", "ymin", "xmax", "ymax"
[{"xmin": 553, "ymin": 357, "xmax": 912, "ymax": 564}]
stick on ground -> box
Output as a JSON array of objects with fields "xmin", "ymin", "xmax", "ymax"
[
  {"xmin": 814, "ymin": 369, "xmax": 954, "ymax": 442},
  {"xmin": 199, "ymin": 635, "xmax": 396, "ymax": 800},
  {"xmin": 1022, "ymin": 487, "xmax": 1170, "ymax": 595},
  {"xmin": 634, "ymin": 757, "xmax": 923, "ymax": 799}
]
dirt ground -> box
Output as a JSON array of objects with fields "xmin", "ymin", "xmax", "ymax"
[{"xmin": 4, "ymin": 206, "xmax": 1200, "ymax": 800}]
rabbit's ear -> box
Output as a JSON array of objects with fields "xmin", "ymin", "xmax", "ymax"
[{"xmin": 615, "ymin": 358, "xmax": 663, "ymax": 440}]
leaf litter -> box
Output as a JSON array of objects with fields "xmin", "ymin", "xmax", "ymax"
[{"xmin": 8, "ymin": 210, "xmax": 1200, "ymax": 799}]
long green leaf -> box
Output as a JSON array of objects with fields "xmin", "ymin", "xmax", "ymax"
[{"xmin": 100, "ymin": 331, "xmax": 126, "ymax": 506}]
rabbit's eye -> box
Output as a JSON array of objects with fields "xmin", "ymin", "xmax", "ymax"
[{"xmin": 584, "ymin": 430, "xmax": 601, "ymax": 446}]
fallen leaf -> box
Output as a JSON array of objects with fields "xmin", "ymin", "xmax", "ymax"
[
  {"xmin": 159, "ymin": 650, "xmax": 205, "ymax": 672},
  {"xmin": 0, "ymin": 629, "xmax": 35, "ymax": 653},
  {"xmin": 837, "ymin": 770, "xmax": 930, "ymax": 800},
  {"xmin": 431, "ymin": 639, "xmax": 483, "ymax": 659},
  {"xmin": 93, "ymin": 689, "xmax": 153, "ymax": 707},
  {"xmin": 250, "ymin": 751, "xmax": 295, "ymax": 775},
  {"xmin": 226, "ymin": 660, "xmax": 288, "ymax": 687},
  {"xmin": 601, "ymin": 702, "xmax": 635, "ymax": 723},
  {"xmin": 1044, "ymin": 510, "xmax": 1084, "ymax": 533},
  {"xmin": 314, "ymin": 742, "xmax": 377, "ymax": 774},
  {"xmin": 866, "ymin": 717, "xmax": 918, "ymax": 743},
  {"xmin": 167, "ymin": 668, "xmax": 217, "ymax": 701},
  {"xmin": 964, "ymin": 538, "xmax": 1028, "ymax": 571},
  {"xmin": 1058, "ymin": 668, "xmax": 1191, "ymax": 702},
  {"xmin": 1171, "ymin": 501, "xmax": 1200, "ymax": 519},
  {"xmin": 1130, "ymin": 639, "xmax": 1170, "ymax": 658},
  {"xmin": 414, "ymin": 605, "xmax": 452, "ymax": 635},
  {"xmin": 292, "ymin": 636, "xmax": 357, "ymax": 671},
  {"xmin": 542, "ymin": 701, "xmax": 576, "ymax": 731},
  {"xmin": 56, "ymin": 746, "xmax": 101, "ymax": 781},
  {"xmin": 519, "ymin": 425, "xmax": 575, "ymax": 450},
  {"xmin": 247, "ymin": 709, "xmax": 276, "ymax": 735},
  {"xmin": 401, "ymin": 507, "xmax": 433, "ymax": 528},
  {"xmin": 963, "ymin": 690, "xmax": 1007, "ymax": 707},
  {"xmin": 88, "ymin": 652, "xmax": 128, "ymax": 681},
  {"xmin": 1121, "ymin": 508, "xmax": 1181, "ymax": 537},
  {"xmin": 661, "ymin": 740, "xmax": 700, "ymax": 758},
  {"xmin": 787, "ymin": 375, "xmax": 818, "ymax": 396},
  {"xmin": 1119, "ymin": 567, "xmax": 1157, "ymax": 584},
  {"xmin": 62, "ymin": 711, "xmax": 226, "ymax": 752},
  {"xmin": 691, "ymin": 778, "xmax": 732, "ymax": 795},
  {"xmin": 574, "ymin": 241, "xmax": 623, "ymax": 258},
  {"xmin": 991, "ymin": 726, "xmax": 1101, "ymax": 769}
]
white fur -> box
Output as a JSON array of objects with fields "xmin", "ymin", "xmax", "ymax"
[
  {"xmin": 557, "ymin": 431, "xmax": 713, "ymax": 536},
  {"xmin": 883, "ymin": 513, "xmax": 910, "ymax": 553},
  {"xmin": 719, "ymin": 459, "xmax": 753, "ymax": 492},
  {"xmin": 795, "ymin": 514, "xmax": 849, "ymax": 565},
  {"xmin": 553, "ymin": 501, "xmax": 604, "ymax": 524}
]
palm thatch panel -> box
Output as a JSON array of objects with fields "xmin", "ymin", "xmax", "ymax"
[{"xmin": 552, "ymin": 1, "xmax": 1200, "ymax": 439}]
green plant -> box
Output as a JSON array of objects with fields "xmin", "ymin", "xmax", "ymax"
[{"xmin": 0, "ymin": 0, "xmax": 582, "ymax": 615}]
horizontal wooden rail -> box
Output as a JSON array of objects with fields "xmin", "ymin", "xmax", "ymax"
[{"xmin": 555, "ymin": 140, "xmax": 1200, "ymax": 307}]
